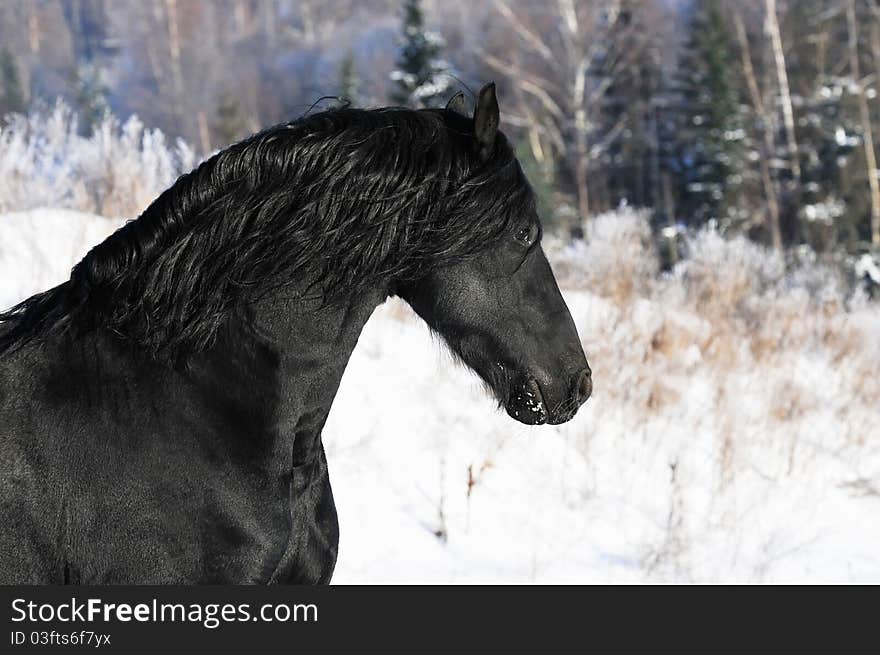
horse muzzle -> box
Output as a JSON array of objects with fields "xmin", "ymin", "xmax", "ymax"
[{"xmin": 505, "ymin": 367, "xmax": 591, "ymax": 426}]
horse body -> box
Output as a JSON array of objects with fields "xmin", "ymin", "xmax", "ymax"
[
  {"xmin": 0, "ymin": 84, "xmax": 591, "ymax": 584},
  {"xmin": 0, "ymin": 287, "xmax": 383, "ymax": 583}
]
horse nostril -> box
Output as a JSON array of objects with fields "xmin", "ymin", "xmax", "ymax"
[{"xmin": 576, "ymin": 369, "xmax": 592, "ymax": 404}]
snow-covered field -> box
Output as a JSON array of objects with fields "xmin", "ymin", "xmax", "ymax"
[{"xmin": 2, "ymin": 207, "xmax": 878, "ymax": 583}]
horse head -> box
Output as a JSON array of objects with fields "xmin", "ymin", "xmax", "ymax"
[{"xmin": 399, "ymin": 84, "xmax": 592, "ymax": 425}]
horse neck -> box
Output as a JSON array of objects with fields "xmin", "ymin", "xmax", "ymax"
[
  {"xmin": 238, "ymin": 284, "xmax": 388, "ymax": 464},
  {"xmin": 34, "ymin": 281, "xmax": 385, "ymax": 476}
]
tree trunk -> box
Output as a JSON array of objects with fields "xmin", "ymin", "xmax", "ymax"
[
  {"xmin": 868, "ymin": 12, "xmax": 880, "ymax": 245},
  {"xmin": 848, "ymin": 0, "xmax": 880, "ymax": 246},
  {"xmin": 163, "ymin": 0, "xmax": 186, "ymax": 130},
  {"xmin": 144, "ymin": 5, "xmax": 168, "ymax": 106},
  {"xmin": 765, "ymin": 0, "xmax": 801, "ymax": 182},
  {"xmin": 574, "ymin": 134, "xmax": 590, "ymax": 225},
  {"xmin": 197, "ymin": 110, "xmax": 212, "ymax": 155},
  {"xmin": 661, "ymin": 171, "xmax": 679, "ymax": 265},
  {"xmin": 27, "ymin": 0, "xmax": 41, "ymax": 54},
  {"xmin": 733, "ymin": 10, "xmax": 783, "ymax": 250}
]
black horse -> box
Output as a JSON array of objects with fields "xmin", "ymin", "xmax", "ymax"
[{"xmin": 0, "ymin": 84, "xmax": 591, "ymax": 584}]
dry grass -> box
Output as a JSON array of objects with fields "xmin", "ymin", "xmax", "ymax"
[{"xmin": 547, "ymin": 210, "xmax": 878, "ymax": 498}]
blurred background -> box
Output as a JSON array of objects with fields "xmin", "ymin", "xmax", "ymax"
[{"xmin": 0, "ymin": 0, "xmax": 879, "ymax": 582}]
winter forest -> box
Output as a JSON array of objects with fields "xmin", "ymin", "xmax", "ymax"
[
  {"xmin": 3, "ymin": 0, "xmax": 880, "ymax": 266},
  {"xmin": 1, "ymin": 0, "xmax": 879, "ymax": 582}
]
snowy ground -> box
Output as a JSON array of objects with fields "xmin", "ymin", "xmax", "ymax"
[
  {"xmin": 329, "ymin": 294, "xmax": 880, "ymax": 583},
  {"xmin": 2, "ymin": 208, "xmax": 879, "ymax": 583}
]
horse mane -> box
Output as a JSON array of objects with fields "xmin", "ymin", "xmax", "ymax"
[{"xmin": 0, "ymin": 106, "xmax": 531, "ymax": 360}]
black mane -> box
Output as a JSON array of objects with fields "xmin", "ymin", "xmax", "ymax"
[{"xmin": 0, "ymin": 106, "xmax": 530, "ymax": 359}]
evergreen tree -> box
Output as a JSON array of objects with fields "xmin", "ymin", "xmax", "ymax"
[
  {"xmin": 516, "ymin": 141, "xmax": 558, "ymax": 229},
  {"xmin": 213, "ymin": 92, "xmax": 246, "ymax": 146},
  {"xmin": 389, "ymin": 0, "xmax": 452, "ymax": 108},
  {"xmin": 675, "ymin": 0, "xmax": 746, "ymax": 229},
  {"xmin": 72, "ymin": 63, "xmax": 109, "ymax": 133},
  {"xmin": 0, "ymin": 48, "xmax": 25, "ymax": 116},
  {"xmin": 785, "ymin": 2, "xmax": 858, "ymax": 251}
]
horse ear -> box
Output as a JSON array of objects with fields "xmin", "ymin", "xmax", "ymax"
[
  {"xmin": 445, "ymin": 91, "xmax": 467, "ymax": 115},
  {"xmin": 473, "ymin": 82, "xmax": 499, "ymax": 160}
]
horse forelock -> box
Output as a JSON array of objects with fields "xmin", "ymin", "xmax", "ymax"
[{"xmin": 0, "ymin": 106, "xmax": 532, "ymax": 359}]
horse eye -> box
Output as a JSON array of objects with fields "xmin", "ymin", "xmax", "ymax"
[{"xmin": 514, "ymin": 224, "xmax": 536, "ymax": 246}]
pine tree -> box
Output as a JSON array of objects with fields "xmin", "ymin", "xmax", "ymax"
[
  {"xmin": 389, "ymin": 0, "xmax": 452, "ymax": 108},
  {"xmin": 213, "ymin": 92, "xmax": 246, "ymax": 146},
  {"xmin": 675, "ymin": 0, "xmax": 746, "ymax": 229},
  {"xmin": 72, "ymin": 63, "xmax": 109, "ymax": 133},
  {"xmin": 784, "ymin": 1, "xmax": 858, "ymax": 251},
  {"xmin": 0, "ymin": 48, "xmax": 25, "ymax": 116},
  {"xmin": 516, "ymin": 141, "xmax": 558, "ymax": 229}
]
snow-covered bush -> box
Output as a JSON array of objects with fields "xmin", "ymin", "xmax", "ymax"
[
  {"xmin": 0, "ymin": 102, "xmax": 196, "ymax": 218},
  {"xmin": 547, "ymin": 208, "xmax": 659, "ymax": 305},
  {"xmin": 526, "ymin": 211, "xmax": 880, "ymax": 581}
]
